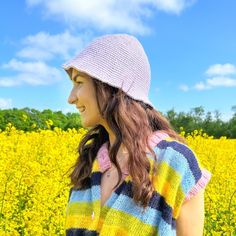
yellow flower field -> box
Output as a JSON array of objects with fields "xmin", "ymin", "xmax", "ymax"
[{"xmin": 0, "ymin": 124, "xmax": 235, "ymax": 235}]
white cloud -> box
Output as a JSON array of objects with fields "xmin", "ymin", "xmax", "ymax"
[
  {"xmin": 179, "ymin": 84, "xmax": 189, "ymax": 91},
  {"xmin": 17, "ymin": 31, "xmax": 89, "ymax": 61},
  {"xmin": 194, "ymin": 81, "xmax": 211, "ymax": 90},
  {"xmin": 0, "ymin": 30, "xmax": 88, "ymax": 87},
  {"xmin": 0, "ymin": 59, "xmax": 63, "ymax": 86},
  {"xmin": 207, "ymin": 77, "xmax": 236, "ymax": 87},
  {"xmin": 0, "ymin": 78, "xmax": 21, "ymax": 87},
  {"xmin": 206, "ymin": 63, "xmax": 236, "ymax": 76},
  {"xmin": 194, "ymin": 77, "xmax": 236, "ymax": 90},
  {"xmin": 0, "ymin": 98, "xmax": 12, "ymax": 109},
  {"xmin": 149, "ymin": 0, "xmax": 196, "ymax": 14},
  {"xmin": 26, "ymin": 0, "xmax": 196, "ymax": 35},
  {"xmin": 187, "ymin": 63, "xmax": 236, "ymax": 91}
]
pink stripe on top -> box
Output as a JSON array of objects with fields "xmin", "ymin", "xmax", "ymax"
[
  {"xmin": 96, "ymin": 142, "xmax": 112, "ymax": 173},
  {"xmin": 147, "ymin": 131, "xmax": 170, "ymax": 148},
  {"xmin": 184, "ymin": 168, "xmax": 212, "ymax": 202}
]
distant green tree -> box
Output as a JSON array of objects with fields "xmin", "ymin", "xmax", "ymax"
[
  {"xmin": 0, "ymin": 107, "xmax": 235, "ymax": 138},
  {"xmin": 231, "ymin": 105, "xmax": 236, "ymax": 117},
  {"xmin": 63, "ymin": 112, "xmax": 82, "ymax": 130}
]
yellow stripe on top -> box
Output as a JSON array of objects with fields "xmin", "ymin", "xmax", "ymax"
[
  {"xmin": 65, "ymin": 200, "xmax": 100, "ymax": 230},
  {"xmin": 66, "ymin": 215, "xmax": 98, "ymax": 231},
  {"xmin": 152, "ymin": 162, "xmax": 181, "ymax": 204},
  {"xmin": 98, "ymin": 207, "xmax": 157, "ymax": 236}
]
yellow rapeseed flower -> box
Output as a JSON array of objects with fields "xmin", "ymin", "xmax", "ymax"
[{"xmin": 0, "ymin": 126, "xmax": 235, "ymax": 235}]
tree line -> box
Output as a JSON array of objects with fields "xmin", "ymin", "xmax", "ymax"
[{"xmin": 0, "ymin": 106, "xmax": 235, "ymax": 138}]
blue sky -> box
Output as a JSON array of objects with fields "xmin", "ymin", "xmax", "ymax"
[{"xmin": 0, "ymin": 0, "xmax": 236, "ymax": 121}]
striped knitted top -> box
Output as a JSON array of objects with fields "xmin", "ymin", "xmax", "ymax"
[{"xmin": 65, "ymin": 131, "xmax": 212, "ymax": 235}]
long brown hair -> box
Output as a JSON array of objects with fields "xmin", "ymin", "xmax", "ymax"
[{"xmin": 65, "ymin": 77, "xmax": 186, "ymax": 209}]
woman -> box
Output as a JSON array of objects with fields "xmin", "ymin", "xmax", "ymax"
[{"xmin": 63, "ymin": 34, "xmax": 211, "ymax": 235}]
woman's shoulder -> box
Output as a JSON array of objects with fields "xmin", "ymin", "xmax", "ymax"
[
  {"xmin": 148, "ymin": 131, "xmax": 196, "ymax": 164},
  {"xmin": 151, "ymin": 132, "xmax": 197, "ymax": 164},
  {"xmin": 156, "ymin": 140, "xmax": 202, "ymax": 179},
  {"xmin": 148, "ymin": 132, "xmax": 202, "ymax": 182}
]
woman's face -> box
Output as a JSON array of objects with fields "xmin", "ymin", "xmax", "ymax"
[{"xmin": 67, "ymin": 68, "xmax": 105, "ymax": 128}]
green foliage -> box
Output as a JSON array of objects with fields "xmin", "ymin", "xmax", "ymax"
[
  {"xmin": 167, "ymin": 105, "xmax": 236, "ymax": 138},
  {"xmin": 0, "ymin": 107, "xmax": 82, "ymax": 132},
  {"xmin": 0, "ymin": 106, "xmax": 235, "ymax": 138}
]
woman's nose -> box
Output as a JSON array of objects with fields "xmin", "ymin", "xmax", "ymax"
[{"xmin": 68, "ymin": 88, "xmax": 77, "ymax": 104}]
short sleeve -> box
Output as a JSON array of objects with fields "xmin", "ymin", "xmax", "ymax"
[
  {"xmin": 154, "ymin": 139, "xmax": 212, "ymax": 219},
  {"xmin": 173, "ymin": 142, "xmax": 212, "ymax": 217},
  {"xmin": 183, "ymin": 168, "xmax": 212, "ymax": 203}
]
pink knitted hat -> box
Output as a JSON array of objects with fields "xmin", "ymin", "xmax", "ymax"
[{"xmin": 63, "ymin": 34, "xmax": 153, "ymax": 108}]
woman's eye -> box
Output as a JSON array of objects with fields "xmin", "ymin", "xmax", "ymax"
[{"xmin": 73, "ymin": 81, "xmax": 82, "ymax": 85}]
